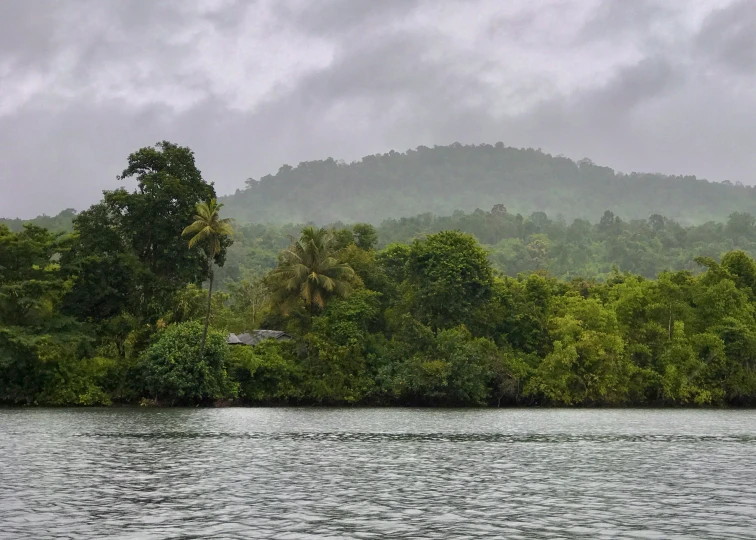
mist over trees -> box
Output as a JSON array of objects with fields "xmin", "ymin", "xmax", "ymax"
[
  {"xmin": 222, "ymin": 143, "xmax": 756, "ymax": 225},
  {"xmin": 6, "ymin": 142, "xmax": 756, "ymax": 233},
  {"xmin": 205, "ymin": 208, "xmax": 756, "ymax": 288}
]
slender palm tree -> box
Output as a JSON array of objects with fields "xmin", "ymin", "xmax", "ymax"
[
  {"xmin": 182, "ymin": 199, "xmax": 232, "ymax": 357},
  {"xmin": 268, "ymin": 226, "xmax": 355, "ymax": 314}
]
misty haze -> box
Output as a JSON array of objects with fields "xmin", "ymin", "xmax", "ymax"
[{"xmin": 2, "ymin": 1, "xmax": 756, "ymax": 539}]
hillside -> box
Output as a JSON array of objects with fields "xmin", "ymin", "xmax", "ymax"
[
  {"xmin": 6, "ymin": 143, "xmax": 756, "ymax": 231},
  {"xmin": 0, "ymin": 209, "xmax": 76, "ymax": 232},
  {"xmin": 221, "ymin": 143, "xmax": 756, "ymax": 225}
]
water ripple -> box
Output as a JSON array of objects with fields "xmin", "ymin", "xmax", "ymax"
[
  {"xmin": 76, "ymin": 431, "xmax": 756, "ymax": 444},
  {"xmin": 2, "ymin": 408, "xmax": 756, "ymax": 539}
]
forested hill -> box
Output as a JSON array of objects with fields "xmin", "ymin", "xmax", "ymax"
[
  {"xmin": 0, "ymin": 209, "xmax": 76, "ymax": 232},
  {"xmin": 6, "ymin": 143, "xmax": 755, "ymax": 230},
  {"xmin": 221, "ymin": 143, "xmax": 755, "ymax": 225}
]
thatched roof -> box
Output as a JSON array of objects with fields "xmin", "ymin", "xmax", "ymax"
[{"xmin": 227, "ymin": 330, "xmax": 292, "ymax": 346}]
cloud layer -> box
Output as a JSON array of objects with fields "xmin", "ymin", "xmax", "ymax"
[{"xmin": 1, "ymin": 0, "xmax": 754, "ymax": 217}]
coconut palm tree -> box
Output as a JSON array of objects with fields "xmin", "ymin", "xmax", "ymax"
[
  {"xmin": 268, "ymin": 226, "xmax": 355, "ymax": 314},
  {"xmin": 182, "ymin": 199, "xmax": 232, "ymax": 357}
]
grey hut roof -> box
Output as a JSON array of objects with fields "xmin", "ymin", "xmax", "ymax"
[{"xmin": 227, "ymin": 330, "xmax": 292, "ymax": 346}]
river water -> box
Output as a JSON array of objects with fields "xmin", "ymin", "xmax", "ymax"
[{"xmin": 1, "ymin": 409, "xmax": 755, "ymax": 539}]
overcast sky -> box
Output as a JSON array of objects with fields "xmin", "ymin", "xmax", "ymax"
[{"xmin": 1, "ymin": 0, "xmax": 754, "ymax": 218}]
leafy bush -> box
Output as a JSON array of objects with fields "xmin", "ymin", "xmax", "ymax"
[
  {"xmin": 39, "ymin": 356, "xmax": 115, "ymax": 406},
  {"xmin": 139, "ymin": 321, "xmax": 236, "ymax": 404},
  {"xmin": 227, "ymin": 341, "xmax": 302, "ymax": 402},
  {"xmin": 389, "ymin": 324, "xmax": 496, "ymax": 406}
]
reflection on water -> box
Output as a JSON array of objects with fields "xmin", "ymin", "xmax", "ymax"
[{"xmin": 2, "ymin": 408, "xmax": 756, "ymax": 539}]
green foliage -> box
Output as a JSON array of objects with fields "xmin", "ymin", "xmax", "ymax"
[
  {"xmin": 206, "ymin": 206, "xmax": 756, "ymax": 297},
  {"xmin": 405, "ymin": 231, "xmax": 493, "ymax": 330},
  {"xmin": 526, "ymin": 296, "xmax": 634, "ymax": 405},
  {"xmin": 182, "ymin": 198, "xmax": 234, "ymax": 357},
  {"xmin": 0, "ymin": 224, "xmax": 68, "ymax": 326},
  {"xmin": 299, "ymin": 289, "xmax": 386, "ymax": 403},
  {"xmin": 221, "ymin": 143, "xmax": 756, "ymax": 225},
  {"xmin": 352, "ymin": 223, "xmax": 378, "ymax": 251},
  {"xmin": 139, "ymin": 321, "xmax": 236, "ymax": 404},
  {"xmin": 7, "ymin": 143, "xmax": 756, "ymax": 408},
  {"xmin": 227, "ymin": 277, "xmax": 269, "ymax": 331},
  {"xmin": 38, "ymin": 356, "xmax": 115, "ymax": 406},
  {"xmin": 267, "ymin": 226, "xmax": 355, "ymax": 314},
  {"xmin": 62, "ymin": 141, "xmax": 220, "ymax": 327},
  {"xmin": 227, "ymin": 341, "xmax": 302, "ymax": 402},
  {"xmin": 388, "ymin": 325, "xmax": 497, "ymax": 406},
  {"xmin": 375, "ymin": 243, "xmax": 410, "ymax": 284}
]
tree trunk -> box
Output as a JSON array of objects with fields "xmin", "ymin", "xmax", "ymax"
[{"xmin": 199, "ymin": 259, "xmax": 214, "ymax": 359}]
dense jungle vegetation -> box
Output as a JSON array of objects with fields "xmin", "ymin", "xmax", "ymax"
[
  {"xmin": 3, "ymin": 142, "xmax": 756, "ymax": 407},
  {"xmin": 211, "ymin": 207, "xmax": 756, "ymax": 287},
  {"xmin": 16, "ymin": 203, "xmax": 756, "ymax": 285}
]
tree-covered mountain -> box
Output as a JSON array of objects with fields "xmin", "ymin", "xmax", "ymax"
[
  {"xmin": 0, "ymin": 209, "xmax": 76, "ymax": 232},
  {"xmin": 221, "ymin": 143, "xmax": 756, "ymax": 225},
  {"xmin": 7, "ymin": 143, "xmax": 756, "ymax": 230}
]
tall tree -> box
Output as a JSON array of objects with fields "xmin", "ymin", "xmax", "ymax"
[
  {"xmin": 182, "ymin": 199, "xmax": 233, "ymax": 358},
  {"xmin": 268, "ymin": 227, "xmax": 355, "ymax": 314},
  {"xmin": 405, "ymin": 230, "xmax": 494, "ymax": 330},
  {"xmin": 62, "ymin": 141, "xmax": 222, "ymax": 327}
]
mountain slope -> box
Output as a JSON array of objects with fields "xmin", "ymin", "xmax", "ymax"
[
  {"xmin": 0, "ymin": 209, "xmax": 76, "ymax": 232},
  {"xmin": 221, "ymin": 143, "xmax": 755, "ymax": 225}
]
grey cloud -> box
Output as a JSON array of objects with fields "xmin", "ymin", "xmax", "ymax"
[
  {"xmin": 285, "ymin": 0, "xmax": 420, "ymax": 38},
  {"xmin": 584, "ymin": 58, "xmax": 680, "ymax": 112},
  {"xmin": 695, "ymin": 0, "xmax": 756, "ymax": 74},
  {"xmin": 0, "ymin": 2, "xmax": 57, "ymax": 64},
  {"xmin": 1, "ymin": 0, "xmax": 754, "ymax": 218},
  {"xmin": 577, "ymin": 0, "xmax": 667, "ymax": 44}
]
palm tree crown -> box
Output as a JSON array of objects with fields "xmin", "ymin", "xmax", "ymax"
[
  {"xmin": 269, "ymin": 226, "xmax": 355, "ymax": 313},
  {"xmin": 182, "ymin": 199, "xmax": 233, "ymax": 259}
]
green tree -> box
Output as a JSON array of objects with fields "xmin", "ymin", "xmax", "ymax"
[
  {"xmin": 182, "ymin": 199, "xmax": 233, "ymax": 357},
  {"xmin": 353, "ymin": 223, "xmax": 378, "ymax": 251},
  {"xmin": 721, "ymin": 250, "xmax": 756, "ymax": 300},
  {"xmin": 389, "ymin": 324, "xmax": 496, "ymax": 406},
  {"xmin": 376, "ymin": 243, "xmax": 411, "ymax": 284},
  {"xmin": 405, "ymin": 230, "xmax": 494, "ymax": 330},
  {"xmin": 268, "ymin": 226, "xmax": 355, "ymax": 314},
  {"xmin": 302, "ymin": 289, "xmax": 385, "ymax": 403},
  {"xmin": 527, "ymin": 295, "xmax": 633, "ymax": 405},
  {"xmin": 62, "ymin": 142, "xmax": 222, "ymax": 330},
  {"xmin": 228, "ymin": 275, "xmax": 269, "ymax": 331},
  {"xmin": 227, "ymin": 340, "xmax": 301, "ymax": 402},
  {"xmin": 0, "ymin": 225, "xmax": 100, "ymax": 405},
  {"xmin": 139, "ymin": 321, "xmax": 236, "ymax": 405}
]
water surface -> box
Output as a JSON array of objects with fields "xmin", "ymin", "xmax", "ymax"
[{"xmin": 1, "ymin": 408, "xmax": 755, "ymax": 539}]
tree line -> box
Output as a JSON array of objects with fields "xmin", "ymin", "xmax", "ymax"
[
  {"xmin": 211, "ymin": 206, "xmax": 756, "ymax": 290},
  {"xmin": 2, "ymin": 142, "xmax": 756, "ymax": 406}
]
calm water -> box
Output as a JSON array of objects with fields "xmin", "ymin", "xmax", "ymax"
[{"xmin": 1, "ymin": 409, "xmax": 756, "ymax": 539}]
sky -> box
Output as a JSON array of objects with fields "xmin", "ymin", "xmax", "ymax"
[{"xmin": 1, "ymin": 0, "xmax": 755, "ymax": 218}]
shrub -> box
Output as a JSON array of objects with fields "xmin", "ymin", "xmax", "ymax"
[
  {"xmin": 139, "ymin": 321, "xmax": 236, "ymax": 404},
  {"xmin": 227, "ymin": 340, "xmax": 302, "ymax": 402}
]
